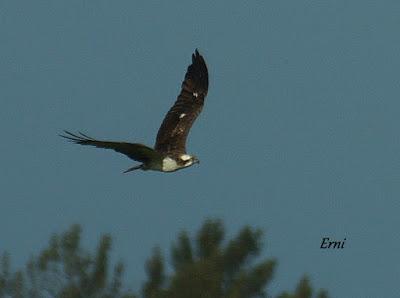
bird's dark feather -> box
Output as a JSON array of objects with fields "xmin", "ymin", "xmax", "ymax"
[
  {"xmin": 155, "ymin": 49, "xmax": 209, "ymax": 154},
  {"xmin": 60, "ymin": 131, "xmax": 161, "ymax": 163}
]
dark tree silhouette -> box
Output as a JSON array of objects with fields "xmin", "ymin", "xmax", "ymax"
[
  {"xmin": 141, "ymin": 219, "xmax": 328, "ymax": 298},
  {"xmin": 0, "ymin": 220, "xmax": 328, "ymax": 298},
  {"xmin": 0, "ymin": 225, "xmax": 137, "ymax": 298}
]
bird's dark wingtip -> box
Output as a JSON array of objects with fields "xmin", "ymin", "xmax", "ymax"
[
  {"xmin": 78, "ymin": 131, "xmax": 94, "ymax": 140},
  {"xmin": 59, "ymin": 131, "xmax": 77, "ymax": 143},
  {"xmin": 192, "ymin": 48, "xmax": 202, "ymax": 62},
  {"xmin": 59, "ymin": 130, "xmax": 93, "ymax": 144},
  {"xmin": 187, "ymin": 48, "xmax": 208, "ymax": 92}
]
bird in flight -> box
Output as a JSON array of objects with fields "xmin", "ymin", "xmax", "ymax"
[{"xmin": 61, "ymin": 49, "xmax": 209, "ymax": 173}]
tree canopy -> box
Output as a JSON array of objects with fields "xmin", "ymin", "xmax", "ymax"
[{"xmin": 0, "ymin": 220, "xmax": 328, "ymax": 298}]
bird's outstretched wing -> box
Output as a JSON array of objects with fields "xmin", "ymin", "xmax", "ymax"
[
  {"xmin": 155, "ymin": 49, "xmax": 208, "ymax": 155},
  {"xmin": 60, "ymin": 131, "xmax": 161, "ymax": 163}
]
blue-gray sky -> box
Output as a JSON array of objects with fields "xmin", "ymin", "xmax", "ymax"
[{"xmin": 1, "ymin": 1, "xmax": 399, "ymax": 297}]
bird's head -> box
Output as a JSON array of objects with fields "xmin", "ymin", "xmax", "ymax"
[{"xmin": 179, "ymin": 154, "xmax": 200, "ymax": 167}]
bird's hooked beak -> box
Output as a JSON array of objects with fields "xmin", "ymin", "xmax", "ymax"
[{"xmin": 193, "ymin": 157, "xmax": 200, "ymax": 165}]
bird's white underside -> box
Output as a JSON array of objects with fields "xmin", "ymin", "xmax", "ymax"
[{"xmin": 162, "ymin": 157, "xmax": 179, "ymax": 172}]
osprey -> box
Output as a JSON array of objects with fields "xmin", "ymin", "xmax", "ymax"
[{"xmin": 61, "ymin": 49, "xmax": 209, "ymax": 173}]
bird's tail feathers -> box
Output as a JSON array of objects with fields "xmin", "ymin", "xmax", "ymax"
[{"xmin": 123, "ymin": 164, "xmax": 143, "ymax": 173}]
